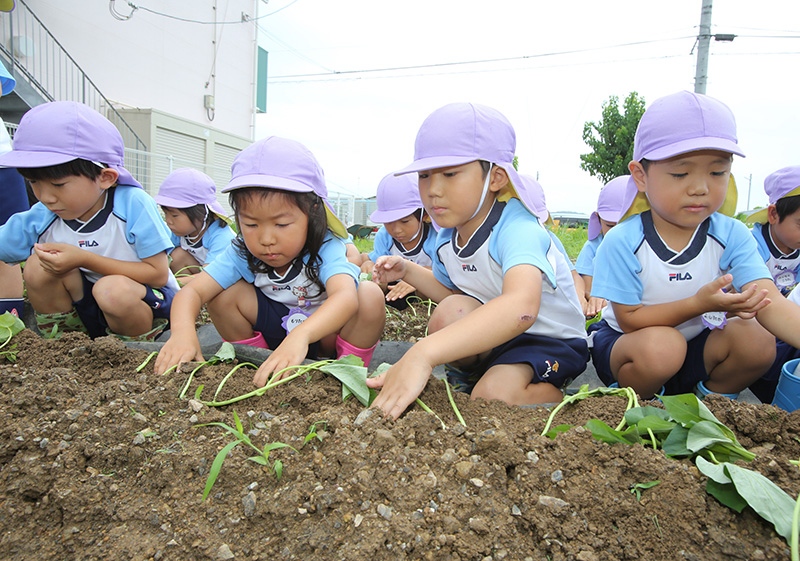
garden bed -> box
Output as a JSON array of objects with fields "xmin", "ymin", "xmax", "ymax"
[{"xmin": 0, "ymin": 325, "xmax": 798, "ymax": 560}]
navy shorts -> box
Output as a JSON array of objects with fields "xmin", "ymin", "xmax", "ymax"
[
  {"xmin": 253, "ymin": 287, "xmax": 320, "ymax": 358},
  {"xmin": 589, "ymin": 319, "xmax": 712, "ymax": 395},
  {"xmin": 73, "ymin": 273, "xmax": 176, "ymax": 338},
  {"xmin": 446, "ymin": 332, "xmax": 589, "ymax": 393}
]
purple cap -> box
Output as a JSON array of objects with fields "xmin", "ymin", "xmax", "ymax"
[
  {"xmin": 748, "ymin": 166, "xmax": 800, "ymax": 224},
  {"xmin": 223, "ymin": 136, "xmax": 347, "ymax": 238},
  {"xmin": 588, "ymin": 175, "xmax": 629, "ymax": 240},
  {"xmin": 0, "ymin": 101, "xmax": 142, "ymax": 188},
  {"xmin": 517, "ymin": 174, "xmax": 550, "ymax": 223},
  {"xmin": 633, "ymin": 91, "xmax": 744, "ymax": 162},
  {"xmin": 394, "ymin": 102, "xmax": 546, "ymax": 220},
  {"xmin": 369, "ymin": 173, "xmax": 422, "ymax": 224},
  {"xmin": 155, "ymin": 167, "xmax": 226, "ymax": 218}
]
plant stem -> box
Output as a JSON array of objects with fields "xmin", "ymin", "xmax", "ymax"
[
  {"xmin": 415, "ymin": 398, "xmax": 446, "ymax": 430},
  {"xmin": 444, "ymin": 378, "xmax": 466, "ymax": 426},
  {"xmin": 135, "ymin": 351, "xmax": 158, "ymax": 372},
  {"xmin": 212, "ymin": 362, "xmax": 258, "ymax": 400}
]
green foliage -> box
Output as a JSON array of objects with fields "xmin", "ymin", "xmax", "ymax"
[
  {"xmin": 0, "ymin": 312, "xmax": 25, "ymax": 362},
  {"xmin": 630, "ymin": 480, "xmax": 660, "ymax": 501},
  {"xmin": 352, "ymin": 236, "xmax": 373, "ymax": 254},
  {"xmin": 550, "ymin": 225, "xmax": 588, "ymax": 261},
  {"xmin": 580, "ymin": 92, "xmax": 646, "ymax": 184},
  {"xmin": 196, "ymin": 410, "xmax": 296, "ymax": 500}
]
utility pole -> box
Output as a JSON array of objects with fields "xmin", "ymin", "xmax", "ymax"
[{"xmin": 694, "ymin": 0, "xmax": 713, "ymax": 94}]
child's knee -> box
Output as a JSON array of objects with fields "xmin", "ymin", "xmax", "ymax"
[{"xmin": 428, "ymin": 295, "xmax": 479, "ymax": 333}]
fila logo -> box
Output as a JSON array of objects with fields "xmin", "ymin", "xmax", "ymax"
[
  {"xmin": 78, "ymin": 240, "xmax": 99, "ymax": 248},
  {"xmin": 669, "ymin": 272, "xmax": 693, "ymax": 281},
  {"xmin": 462, "ymin": 264, "xmax": 477, "ymax": 272},
  {"xmin": 272, "ymin": 285, "xmax": 291, "ymax": 291}
]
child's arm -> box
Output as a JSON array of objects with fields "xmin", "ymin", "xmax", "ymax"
[
  {"xmin": 368, "ymin": 263, "xmax": 542, "ymax": 420},
  {"xmin": 373, "ymin": 255, "xmax": 455, "ymax": 303},
  {"xmin": 252, "ymin": 273, "xmax": 359, "ymax": 386},
  {"xmin": 750, "ymin": 278, "xmax": 800, "ymax": 348},
  {"xmin": 614, "ymin": 274, "xmax": 770, "ymax": 333},
  {"xmin": 154, "ymin": 271, "xmax": 224, "ymax": 375},
  {"xmin": 33, "ymin": 242, "xmax": 171, "ymax": 287}
]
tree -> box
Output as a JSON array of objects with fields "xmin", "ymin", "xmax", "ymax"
[{"xmin": 579, "ymin": 92, "xmax": 646, "ymax": 184}]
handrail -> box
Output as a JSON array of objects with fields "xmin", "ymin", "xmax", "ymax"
[{"xmin": 0, "ymin": 0, "xmax": 146, "ymax": 151}]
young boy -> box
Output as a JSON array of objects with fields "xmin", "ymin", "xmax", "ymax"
[
  {"xmin": 0, "ymin": 101, "xmax": 179, "ymax": 341},
  {"xmin": 368, "ymin": 102, "xmax": 589, "ymax": 420},
  {"xmin": 590, "ymin": 90, "xmax": 800, "ymax": 400},
  {"xmin": 747, "ymin": 166, "xmax": 800, "ymax": 296}
]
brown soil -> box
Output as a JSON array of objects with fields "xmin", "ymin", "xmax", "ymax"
[{"xmin": 1, "ymin": 317, "xmax": 799, "ymax": 560}]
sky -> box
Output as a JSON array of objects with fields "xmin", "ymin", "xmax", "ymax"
[{"xmin": 253, "ymin": 0, "xmax": 800, "ymax": 215}]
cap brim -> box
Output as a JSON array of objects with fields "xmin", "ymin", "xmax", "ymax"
[
  {"xmin": 222, "ymin": 173, "xmax": 315, "ymax": 194},
  {"xmin": 0, "ymin": 149, "xmax": 76, "ymax": 168},
  {"xmin": 747, "ymin": 208, "xmax": 768, "ymax": 224},
  {"xmin": 588, "ymin": 212, "xmax": 601, "ymax": 240},
  {"xmin": 154, "ymin": 194, "xmax": 227, "ymax": 217},
  {"xmin": 394, "ymin": 155, "xmax": 478, "ymax": 176},
  {"xmin": 641, "ymin": 137, "xmax": 745, "ymax": 161},
  {"xmin": 369, "ymin": 207, "xmax": 418, "ymax": 224}
]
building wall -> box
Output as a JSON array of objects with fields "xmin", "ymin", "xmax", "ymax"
[{"xmin": 18, "ymin": 0, "xmax": 257, "ymax": 140}]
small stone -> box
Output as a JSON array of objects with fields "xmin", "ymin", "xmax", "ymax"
[
  {"xmin": 188, "ymin": 399, "xmax": 204, "ymax": 413},
  {"xmin": 354, "ymin": 514, "xmax": 364, "ymax": 527},
  {"xmin": 216, "ymin": 543, "xmax": 234, "ymax": 559},
  {"xmin": 242, "ymin": 492, "xmax": 256, "ymax": 517},
  {"xmin": 469, "ymin": 478, "xmax": 484, "ymax": 488},
  {"xmin": 551, "ymin": 470, "xmax": 563, "ymax": 483},
  {"xmin": 377, "ymin": 503, "xmax": 392, "ymax": 520},
  {"xmin": 538, "ymin": 495, "xmax": 569, "ymax": 509},
  {"xmin": 526, "ymin": 450, "xmax": 539, "ymax": 463},
  {"xmin": 511, "ymin": 505, "xmax": 522, "ymax": 516},
  {"xmin": 354, "ymin": 408, "xmax": 374, "ymax": 426}
]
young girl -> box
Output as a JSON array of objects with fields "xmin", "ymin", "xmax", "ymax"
[
  {"xmin": 575, "ymin": 175, "xmax": 627, "ymax": 318},
  {"xmin": 359, "ymin": 172, "xmax": 437, "ymax": 309},
  {"xmin": 154, "ymin": 137, "xmax": 386, "ymax": 386},
  {"xmin": 154, "ymin": 168, "xmax": 235, "ymax": 282}
]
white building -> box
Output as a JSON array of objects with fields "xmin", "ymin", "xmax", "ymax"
[{"xmin": 0, "ymin": 0, "xmax": 265, "ymax": 210}]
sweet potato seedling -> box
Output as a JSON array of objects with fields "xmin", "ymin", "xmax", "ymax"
[{"xmin": 0, "ymin": 311, "xmax": 25, "ymax": 362}]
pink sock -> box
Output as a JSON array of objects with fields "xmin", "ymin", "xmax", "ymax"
[
  {"xmin": 335, "ymin": 335, "xmax": 378, "ymax": 367},
  {"xmin": 228, "ymin": 331, "xmax": 269, "ymax": 349}
]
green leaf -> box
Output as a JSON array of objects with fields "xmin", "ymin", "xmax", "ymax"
[
  {"xmin": 319, "ymin": 360, "xmax": 371, "ymax": 406},
  {"xmin": 248, "ymin": 455, "xmax": 268, "ymax": 465},
  {"xmin": 660, "ymin": 394, "xmax": 703, "ymax": 426},
  {"xmin": 274, "ymin": 459, "xmax": 283, "ymax": 480},
  {"xmin": 696, "ymin": 456, "xmax": 732, "ymax": 484},
  {"xmin": 725, "ymin": 462, "xmax": 796, "ymax": 541},
  {"xmin": 233, "ymin": 410, "xmax": 244, "ymax": 435},
  {"xmin": 210, "ymin": 342, "xmax": 236, "ymax": 363},
  {"xmin": 544, "ymin": 424, "xmax": 573, "ymax": 439},
  {"xmin": 624, "ymin": 405, "xmax": 672, "ymax": 425},
  {"xmin": 686, "ymin": 420, "xmax": 737, "ymax": 453},
  {"xmin": 705, "ymin": 479, "xmax": 748, "ymax": 513},
  {"xmin": 585, "ymin": 419, "xmax": 641, "ymax": 445},
  {"xmin": 202, "ymin": 440, "xmax": 240, "ymax": 501},
  {"xmin": 0, "ymin": 311, "xmax": 24, "ymax": 335},
  {"xmin": 661, "ymin": 425, "xmax": 691, "ymax": 458}
]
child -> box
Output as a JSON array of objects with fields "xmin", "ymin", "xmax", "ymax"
[
  {"xmin": 359, "ymin": 172, "xmax": 437, "ymax": 310},
  {"xmin": 154, "ymin": 136, "xmax": 386, "ymax": 386},
  {"xmin": 0, "ymin": 59, "xmax": 29, "ymax": 317},
  {"xmin": 367, "ymin": 102, "xmax": 589, "ymax": 420},
  {"xmin": 0, "ymin": 101, "xmax": 179, "ymax": 341},
  {"xmin": 575, "ymin": 175, "xmax": 628, "ymax": 318},
  {"xmin": 154, "ymin": 167, "xmax": 235, "ymax": 282},
  {"xmin": 747, "ymin": 166, "xmax": 800, "ymax": 296},
  {"xmin": 589, "ymin": 90, "xmax": 800, "ymax": 400}
]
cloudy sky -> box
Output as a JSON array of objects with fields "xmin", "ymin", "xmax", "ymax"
[{"xmin": 254, "ymin": 0, "xmax": 800, "ymax": 214}]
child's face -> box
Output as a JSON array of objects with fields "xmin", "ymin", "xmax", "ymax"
[
  {"xmin": 162, "ymin": 207, "xmax": 199, "ymax": 237},
  {"xmin": 630, "ymin": 149, "xmax": 732, "ymax": 234},
  {"xmin": 768, "ymin": 205, "xmax": 800, "ymax": 254},
  {"xmin": 237, "ymin": 191, "xmax": 308, "ymax": 275},
  {"xmin": 418, "ymin": 161, "xmax": 504, "ymax": 231},
  {"xmin": 600, "ymin": 219, "xmax": 617, "ymax": 236},
  {"xmin": 384, "ymin": 212, "xmax": 422, "ymax": 246},
  {"xmin": 28, "ymin": 169, "xmax": 117, "ymax": 222}
]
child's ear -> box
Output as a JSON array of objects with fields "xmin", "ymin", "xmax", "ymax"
[
  {"xmin": 489, "ymin": 166, "xmax": 509, "ymax": 193},
  {"xmin": 767, "ymin": 204, "xmax": 780, "ymax": 225},
  {"xmin": 98, "ymin": 168, "xmax": 119, "ymax": 190},
  {"xmin": 629, "ymin": 161, "xmax": 647, "ymax": 193}
]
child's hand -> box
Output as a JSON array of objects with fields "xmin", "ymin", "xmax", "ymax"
[
  {"xmin": 360, "ymin": 260, "xmax": 374, "ymax": 274},
  {"xmin": 585, "ymin": 296, "xmax": 607, "ymax": 318},
  {"xmin": 367, "ymin": 351, "xmax": 433, "ymax": 420},
  {"xmin": 386, "ymin": 280, "xmax": 415, "ymax": 301},
  {"xmin": 33, "ymin": 243, "xmax": 84, "ymax": 275},
  {"xmin": 252, "ymin": 334, "xmax": 309, "ymax": 387},
  {"xmin": 154, "ymin": 335, "xmax": 203, "ymax": 375},
  {"xmin": 696, "ymin": 274, "xmax": 771, "ymax": 315},
  {"xmin": 373, "ymin": 255, "xmax": 407, "ymax": 285}
]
